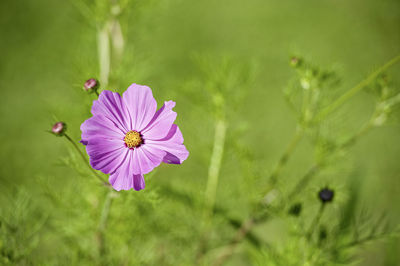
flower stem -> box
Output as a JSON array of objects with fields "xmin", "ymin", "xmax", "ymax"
[
  {"xmin": 64, "ymin": 133, "xmax": 109, "ymax": 186},
  {"xmin": 97, "ymin": 190, "xmax": 115, "ymax": 261},
  {"xmin": 205, "ymin": 119, "xmax": 227, "ymax": 216},
  {"xmin": 98, "ymin": 23, "xmax": 110, "ymax": 89},
  {"xmin": 269, "ymin": 127, "xmax": 303, "ymax": 185},
  {"xmin": 306, "ymin": 203, "xmax": 326, "ymax": 240},
  {"xmin": 315, "ymin": 54, "xmax": 400, "ymax": 122}
]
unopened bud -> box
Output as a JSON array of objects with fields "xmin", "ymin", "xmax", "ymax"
[
  {"xmin": 84, "ymin": 78, "xmax": 100, "ymax": 93},
  {"xmin": 52, "ymin": 122, "xmax": 67, "ymax": 136},
  {"xmin": 318, "ymin": 188, "xmax": 334, "ymax": 203}
]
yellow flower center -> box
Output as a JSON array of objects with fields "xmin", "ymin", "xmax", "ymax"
[{"xmin": 124, "ymin": 130, "xmax": 143, "ymax": 148}]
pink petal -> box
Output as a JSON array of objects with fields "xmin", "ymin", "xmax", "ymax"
[
  {"xmin": 122, "ymin": 84, "xmax": 157, "ymax": 131},
  {"xmin": 85, "ymin": 138, "xmax": 127, "ymax": 174},
  {"xmin": 131, "ymin": 145, "xmax": 166, "ymax": 175},
  {"xmin": 141, "ymin": 101, "xmax": 177, "ymax": 140},
  {"xmin": 145, "ymin": 124, "xmax": 189, "ymax": 164},
  {"xmin": 108, "ymin": 151, "xmax": 145, "ymax": 191},
  {"xmin": 91, "ymin": 90, "xmax": 131, "ymax": 133},
  {"xmin": 80, "ymin": 115, "xmax": 125, "ymax": 144}
]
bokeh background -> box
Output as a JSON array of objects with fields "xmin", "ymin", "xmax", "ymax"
[{"xmin": 0, "ymin": 0, "xmax": 399, "ymax": 265}]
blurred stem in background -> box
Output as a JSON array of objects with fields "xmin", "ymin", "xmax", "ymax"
[
  {"xmin": 306, "ymin": 203, "xmax": 326, "ymax": 240},
  {"xmin": 315, "ymin": 54, "xmax": 400, "ymax": 122},
  {"xmin": 97, "ymin": 190, "xmax": 116, "ymax": 261},
  {"xmin": 98, "ymin": 24, "xmax": 110, "ymax": 89},
  {"xmin": 204, "ymin": 118, "xmax": 227, "ymax": 217},
  {"xmin": 269, "ymin": 126, "xmax": 303, "ymax": 185},
  {"xmin": 197, "ymin": 94, "xmax": 227, "ymax": 264},
  {"xmin": 97, "ymin": 0, "xmax": 124, "ymax": 90}
]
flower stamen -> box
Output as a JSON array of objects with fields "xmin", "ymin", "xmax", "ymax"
[{"xmin": 124, "ymin": 130, "xmax": 143, "ymax": 148}]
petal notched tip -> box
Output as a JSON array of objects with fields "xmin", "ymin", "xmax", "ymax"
[
  {"xmin": 146, "ymin": 124, "xmax": 189, "ymax": 165},
  {"xmin": 109, "ymin": 173, "xmax": 146, "ymax": 191},
  {"xmin": 133, "ymin": 174, "xmax": 146, "ymax": 191}
]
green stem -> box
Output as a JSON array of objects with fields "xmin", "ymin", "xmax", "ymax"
[
  {"xmin": 64, "ymin": 133, "xmax": 109, "ymax": 186},
  {"xmin": 315, "ymin": 54, "xmax": 400, "ymax": 122},
  {"xmin": 197, "ymin": 118, "xmax": 227, "ymax": 264},
  {"xmin": 204, "ymin": 119, "xmax": 227, "ymax": 216},
  {"xmin": 98, "ymin": 23, "xmax": 110, "ymax": 89},
  {"xmin": 306, "ymin": 203, "xmax": 325, "ymax": 240},
  {"xmin": 269, "ymin": 127, "xmax": 303, "ymax": 185},
  {"xmin": 97, "ymin": 190, "xmax": 115, "ymax": 261},
  {"xmin": 287, "ymin": 164, "xmax": 319, "ymax": 201}
]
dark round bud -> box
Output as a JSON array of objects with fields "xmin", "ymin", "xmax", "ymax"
[
  {"xmin": 52, "ymin": 122, "xmax": 67, "ymax": 136},
  {"xmin": 318, "ymin": 188, "xmax": 334, "ymax": 203},
  {"xmin": 84, "ymin": 78, "xmax": 100, "ymax": 93},
  {"xmin": 290, "ymin": 56, "xmax": 301, "ymax": 68},
  {"xmin": 288, "ymin": 202, "xmax": 302, "ymax": 217}
]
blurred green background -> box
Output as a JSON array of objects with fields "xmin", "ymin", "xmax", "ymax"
[{"xmin": 0, "ymin": 0, "xmax": 399, "ymax": 265}]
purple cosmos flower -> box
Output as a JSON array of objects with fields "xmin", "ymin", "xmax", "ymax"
[{"xmin": 80, "ymin": 84, "xmax": 189, "ymax": 191}]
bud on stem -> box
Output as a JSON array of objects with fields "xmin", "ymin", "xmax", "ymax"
[
  {"xmin": 84, "ymin": 78, "xmax": 100, "ymax": 95},
  {"xmin": 318, "ymin": 188, "xmax": 334, "ymax": 203},
  {"xmin": 51, "ymin": 122, "xmax": 67, "ymax": 136}
]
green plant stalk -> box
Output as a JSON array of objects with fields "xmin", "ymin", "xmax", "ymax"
[
  {"xmin": 205, "ymin": 118, "xmax": 227, "ymax": 216},
  {"xmin": 98, "ymin": 23, "xmax": 110, "ymax": 89},
  {"xmin": 315, "ymin": 54, "xmax": 400, "ymax": 122},
  {"xmin": 97, "ymin": 190, "xmax": 115, "ymax": 260},
  {"xmin": 306, "ymin": 203, "xmax": 326, "ymax": 240},
  {"xmin": 64, "ymin": 133, "xmax": 109, "ymax": 186},
  {"xmin": 197, "ymin": 116, "xmax": 227, "ymax": 264},
  {"xmin": 287, "ymin": 164, "xmax": 319, "ymax": 201},
  {"xmin": 269, "ymin": 127, "xmax": 303, "ymax": 185}
]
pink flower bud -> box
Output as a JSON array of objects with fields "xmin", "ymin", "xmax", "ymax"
[
  {"xmin": 84, "ymin": 78, "xmax": 100, "ymax": 93},
  {"xmin": 52, "ymin": 122, "xmax": 66, "ymax": 136}
]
